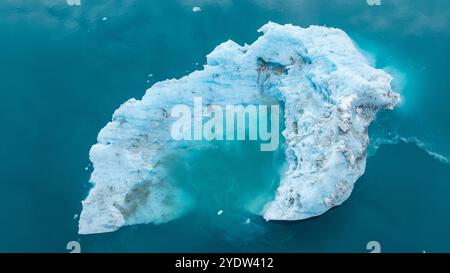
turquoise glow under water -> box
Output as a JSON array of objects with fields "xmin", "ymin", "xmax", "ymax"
[{"xmin": 1, "ymin": 0, "xmax": 450, "ymax": 252}]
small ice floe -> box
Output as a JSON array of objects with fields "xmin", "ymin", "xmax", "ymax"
[
  {"xmin": 66, "ymin": 0, "xmax": 81, "ymax": 6},
  {"xmin": 84, "ymin": 166, "xmax": 89, "ymax": 171},
  {"xmin": 148, "ymin": 74, "xmax": 153, "ymax": 78},
  {"xmin": 73, "ymin": 214, "xmax": 79, "ymax": 220},
  {"xmin": 245, "ymin": 218, "xmax": 251, "ymax": 224},
  {"xmin": 192, "ymin": 7, "xmax": 202, "ymax": 12},
  {"xmin": 102, "ymin": 17, "xmax": 108, "ymax": 21},
  {"xmin": 217, "ymin": 210, "xmax": 223, "ymax": 216}
]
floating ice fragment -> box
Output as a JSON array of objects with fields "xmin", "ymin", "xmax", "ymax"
[
  {"xmin": 192, "ymin": 7, "xmax": 202, "ymax": 12},
  {"xmin": 217, "ymin": 210, "xmax": 223, "ymax": 216},
  {"xmin": 66, "ymin": 0, "xmax": 81, "ymax": 6}
]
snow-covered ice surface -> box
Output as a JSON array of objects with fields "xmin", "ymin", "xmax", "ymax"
[{"xmin": 79, "ymin": 22, "xmax": 400, "ymax": 235}]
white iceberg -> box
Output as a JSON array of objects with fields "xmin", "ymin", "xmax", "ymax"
[{"xmin": 79, "ymin": 22, "xmax": 400, "ymax": 234}]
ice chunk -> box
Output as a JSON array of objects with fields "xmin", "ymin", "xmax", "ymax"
[
  {"xmin": 66, "ymin": 0, "xmax": 81, "ymax": 6},
  {"xmin": 79, "ymin": 22, "xmax": 400, "ymax": 234}
]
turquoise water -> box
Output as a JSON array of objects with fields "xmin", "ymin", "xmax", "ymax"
[{"xmin": 1, "ymin": 0, "xmax": 450, "ymax": 252}]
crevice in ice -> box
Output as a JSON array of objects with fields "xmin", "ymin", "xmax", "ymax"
[
  {"xmin": 256, "ymin": 57, "xmax": 288, "ymax": 97},
  {"xmin": 113, "ymin": 179, "xmax": 152, "ymax": 222}
]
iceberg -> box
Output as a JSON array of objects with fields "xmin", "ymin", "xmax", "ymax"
[
  {"xmin": 66, "ymin": 0, "xmax": 81, "ymax": 6},
  {"xmin": 79, "ymin": 22, "xmax": 400, "ymax": 234}
]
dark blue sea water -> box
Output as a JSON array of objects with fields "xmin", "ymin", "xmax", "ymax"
[{"xmin": 0, "ymin": 0, "xmax": 449, "ymax": 252}]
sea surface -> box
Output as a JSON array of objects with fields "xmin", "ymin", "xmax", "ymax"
[{"xmin": 0, "ymin": 0, "xmax": 449, "ymax": 252}]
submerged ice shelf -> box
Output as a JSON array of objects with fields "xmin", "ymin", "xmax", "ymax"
[{"xmin": 79, "ymin": 22, "xmax": 400, "ymax": 235}]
